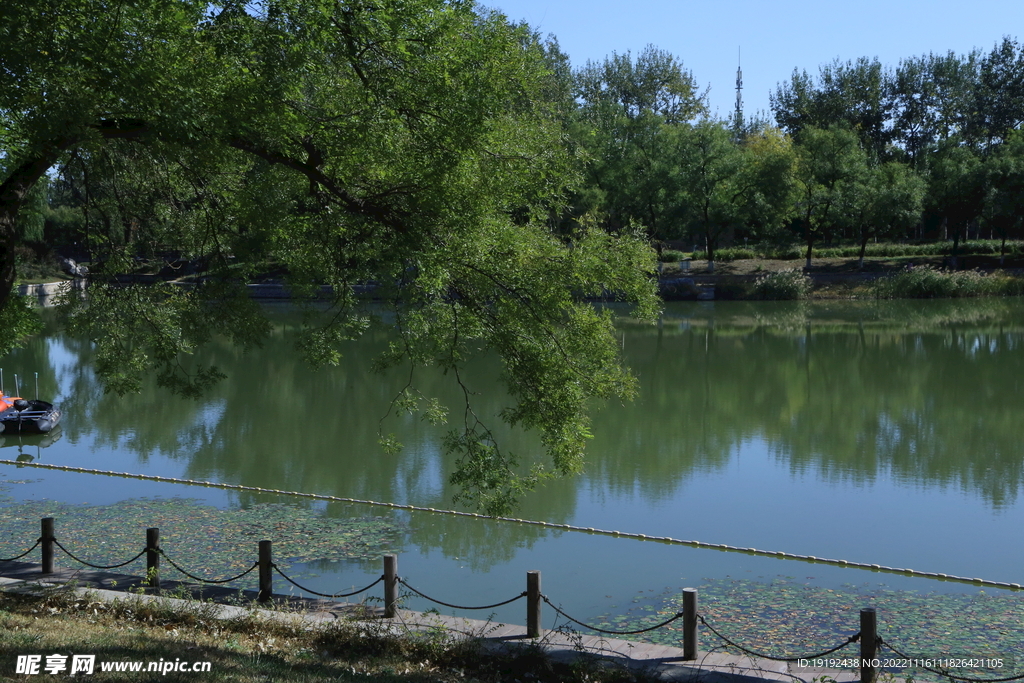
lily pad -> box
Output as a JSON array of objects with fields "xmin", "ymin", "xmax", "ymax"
[{"xmin": 0, "ymin": 493, "xmax": 403, "ymax": 587}]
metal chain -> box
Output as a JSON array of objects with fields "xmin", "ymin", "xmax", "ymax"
[
  {"xmin": 881, "ymin": 638, "xmax": 1024, "ymax": 683},
  {"xmin": 699, "ymin": 615, "xmax": 860, "ymax": 662},
  {"xmin": 274, "ymin": 567, "xmax": 384, "ymax": 598},
  {"xmin": 157, "ymin": 548, "xmax": 259, "ymax": 585},
  {"xmin": 397, "ymin": 577, "xmax": 527, "ymax": 611},
  {"xmin": 53, "ymin": 540, "xmax": 147, "ymax": 570},
  {"xmin": 542, "ymin": 596, "xmax": 686, "ymax": 635},
  {"xmin": 0, "ymin": 538, "xmax": 41, "ymax": 562}
]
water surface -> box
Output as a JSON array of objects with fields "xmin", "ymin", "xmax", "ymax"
[{"xmin": 2, "ymin": 298, "xmax": 1023, "ymax": 631}]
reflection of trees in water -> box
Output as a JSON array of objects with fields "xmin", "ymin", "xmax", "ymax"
[
  {"xmin": 616, "ymin": 299, "xmax": 1024, "ymax": 508},
  {"xmin": 39, "ymin": 299, "xmax": 1024, "ymax": 568},
  {"xmin": 773, "ymin": 327, "xmax": 1024, "ymax": 508},
  {"xmin": 49, "ymin": 315, "xmax": 564, "ymax": 567},
  {"xmin": 2, "ymin": 314, "xmax": 59, "ymax": 401}
]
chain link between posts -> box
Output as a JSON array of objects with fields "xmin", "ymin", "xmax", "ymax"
[
  {"xmin": 542, "ymin": 595, "xmax": 687, "ymax": 636},
  {"xmin": 274, "ymin": 567, "xmax": 385, "ymax": 599},
  {"xmin": 52, "ymin": 540, "xmax": 147, "ymax": 570},
  {"xmin": 0, "ymin": 538, "xmax": 40, "ymax": 562},
  {"xmin": 156, "ymin": 548, "xmax": 259, "ymax": 585},
  {"xmin": 698, "ymin": 614, "xmax": 861, "ymax": 662},
  {"xmin": 397, "ymin": 578, "xmax": 527, "ymax": 611}
]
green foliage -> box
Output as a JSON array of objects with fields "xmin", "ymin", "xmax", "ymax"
[
  {"xmin": 928, "ymin": 143, "xmax": 987, "ymax": 243},
  {"xmin": 750, "ymin": 269, "xmax": 813, "ymax": 300},
  {"xmin": 773, "ymin": 40, "xmax": 1024, "ymax": 163},
  {"xmin": 851, "ymin": 163, "xmax": 925, "ymax": 238},
  {"xmin": 771, "ymin": 57, "xmax": 890, "ymax": 159},
  {"xmin": 659, "ymin": 249, "xmax": 689, "ymax": 262},
  {"xmin": 12, "ymin": 245, "xmax": 63, "ymax": 282},
  {"xmin": 571, "ymin": 45, "xmax": 705, "ymax": 239},
  {"xmin": 693, "ymin": 240, "xmax": 1024, "ymax": 262},
  {"xmin": 873, "ymin": 266, "xmax": 1024, "ymax": 299},
  {"xmin": 692, "ymin": 247, "xmax": 759, "ymax": 261},
  {"xmin": 0, "ymin": 0, "xmax": 661, "ymax": 511},
  {"xmin": 670, "ymin": 120, "xmax": 747, "ymax": 262},
  {"xmin": 0, "ymin": 296, "xmax": 43, "ymax": 356},
  {"xmin": 792, "ymin": 126, "xmax": 870, "ymax": 267},
  {"xmin": 57, "ymin": 280, "xmax": 269, "ymax": 397},
  {"xmin": 984, "ymin": 129, "xmax": 1024, "ymax": 248},
  {"xmin": 446, "ymin": 431, "xmax": 553, "ymax": 517},
  {"xmin": 575, "ymin": 45, "xmax": 705, "ymax": 124}
]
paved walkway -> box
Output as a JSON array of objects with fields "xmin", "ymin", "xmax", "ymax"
[{"xmin": 0, "ymin": 561, "xmax": 859, "ymax": 682}]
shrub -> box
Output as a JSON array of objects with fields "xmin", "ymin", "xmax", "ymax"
[
  {"xmin": 750, "ymin": 268, "xmax": 812, "ymax": 300},
  {"xmin": 872, "ymin": 265, "xmax": 1024, "ymax": 299},
  {"xmin": 659, "ymin": 249, "xmax": 689, "ymax": 262},
  {"xmin": 691, "ymin": 247, "xmax": 758, "ymax": 261},
  {"xmin": 688, "ymin": 240, "xmax": 1024, "ymax": 262}
]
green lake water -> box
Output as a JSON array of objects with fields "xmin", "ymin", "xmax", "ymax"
[{"xmin": 2, "ymin": 298, "xmax": 1024, "ymax": 667}]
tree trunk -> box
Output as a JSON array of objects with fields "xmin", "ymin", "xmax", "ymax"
[
  {"xmin": 1000, "ymin": 235, "xmax": 1006, "ymax": 267},
  {"xmin": 950, "ymin": 223, "xmax": 961, "ymax": 270},
  {"xmin": 858, "ymin": 232, "xmax": 870, "ymax": 271},
  {"xmin": 805, "ymin": 234, "xmax": 814, "ymax": 271},
  {"xmin": 0, "ymin": 148, "xmax": 70, "ymax": 311},
  {"xmin": 0, "ymin": 126, "xmax": 147, "ymax": 311},
  {"xmin": 705, "ymin": 229, "xmax": 715, "ymax": 274},
  {"xmin": 0, "ymin": 214, "xmax": 16, "ymax": 312}
]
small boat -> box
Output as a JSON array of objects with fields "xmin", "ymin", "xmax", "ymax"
[{"xmin": 0, "ymin": 391, "xmax": 61, "ymax": 434}]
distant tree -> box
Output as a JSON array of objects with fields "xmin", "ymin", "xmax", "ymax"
[
  {"xmin": 968, "ymin": 37, "xmax": 1024, "ymax": 148},
  {"xmin": 842, "ymin": 162, "xmax": 926, "ymax": 269},
  {"xmin": 888, "ymin": 51, "xmax": 980, "ymax": 164},
  {"xmin": 926, "ymin": 142, "xmax": 987, "ymax": 268},
  {"xmin": 573, "ymin": 45, "xmax": 705, "ymax": 242},
  {"xmin": 983, "ymin": 130, "xmax": 1024, "ymax": 264},
  {"xmin": 792, "ymin": 126, "xmax": 869, "ymax": 269},
  {"xmin": 575, "ymin": 45, "xmax": 706, "ymax": 124},
  {"xmin": 771, "ymin": 58, "xmax": 891, "ymax": 160},
  {"xmin": 736, "ymin": 125, "xmax": 798, "ymax": 244},
  {"xmin": 670, "ymin": 121, "xmax": 795, "ymax": 269},
  {"xmin": 670, "ymin": 121, "xmax": 744, "ymax": 270}
]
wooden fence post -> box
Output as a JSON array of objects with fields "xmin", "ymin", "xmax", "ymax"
[
  {"xmin": 41, "ymin": 518, "xmax": 54, "ymax": 574},
  {"xmin": 527, "ymin": 570, "xmax": 542, "ymax": 638},
  {"xmin": 683, "ymin": 588, "xmax": 698, "ymax": 660},
  {"xmin": 384, "ymin": 554, "xmax": 398, "ymax": 618},
  {"xmin": 258, "ymin": 540, "xmax": 272, "ymax": 603},
  {"xmin": 146, "ymin": 528, "xmax": 160, "ymax": 588},
  {"xmin": 861, "ymin": 607, "xmax": 877, "ymax": 683}
]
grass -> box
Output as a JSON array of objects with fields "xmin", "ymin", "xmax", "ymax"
[
  {"xmin": 868, "ymin": 266, "xmax": 1024, "ymax": 299},
  {"xmin": 872, "ymin": 266, "xmax": 1024, "ymax": 299},
  {"xmin": 0, "ymin": 586, "xmax": 653, "ymax": 683}
]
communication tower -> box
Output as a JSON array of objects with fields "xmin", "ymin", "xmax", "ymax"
[{"xmin": 734, "ymin": 48, "xmax": 744, "ymax": 138}]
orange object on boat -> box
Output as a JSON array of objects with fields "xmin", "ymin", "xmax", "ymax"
[{"xmin": 0, "ymin": 390, "xmax": 60, "ymax": 434}]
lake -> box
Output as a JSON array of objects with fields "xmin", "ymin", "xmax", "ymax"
[{"xmin": 2, "ymin": 298, "xmax": 1023, "ymax": 655}]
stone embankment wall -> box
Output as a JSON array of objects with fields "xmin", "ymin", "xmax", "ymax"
[{"xmin": 17, "ymin": 280, "xmax": 86, "ymax": 307}]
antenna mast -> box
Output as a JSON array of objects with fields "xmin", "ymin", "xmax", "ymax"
[{"xmin": 734, "ymin": 47, "xmax": 744, "ymax": 138}]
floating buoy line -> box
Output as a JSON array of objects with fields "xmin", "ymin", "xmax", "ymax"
[{"xmin": 1, "ymin": 459, "xmax": 1020, "ymax": 591}]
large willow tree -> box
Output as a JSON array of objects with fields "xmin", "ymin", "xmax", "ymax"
[{"xmin": 0, "ymin": 0, "xmax": 659, "ymax": 514}]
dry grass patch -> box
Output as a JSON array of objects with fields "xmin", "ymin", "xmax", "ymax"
[{"xmin": 0, "ymin": 587, "xmax": 654, "ymax": 683}]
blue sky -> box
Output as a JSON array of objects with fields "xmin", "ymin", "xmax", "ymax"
[{"xmin": 485, "ymin": 0, "xmax": 1024, "ymax": 123}]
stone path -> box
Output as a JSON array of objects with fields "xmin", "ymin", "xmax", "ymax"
[{"xmin": 0, "ymin": 561, "xmax": 859, "ymax": 682}]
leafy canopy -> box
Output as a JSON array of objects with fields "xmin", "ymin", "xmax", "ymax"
[{"xmin": 0, "ymin": 0, "xmax": 660, "ymax": 514}]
